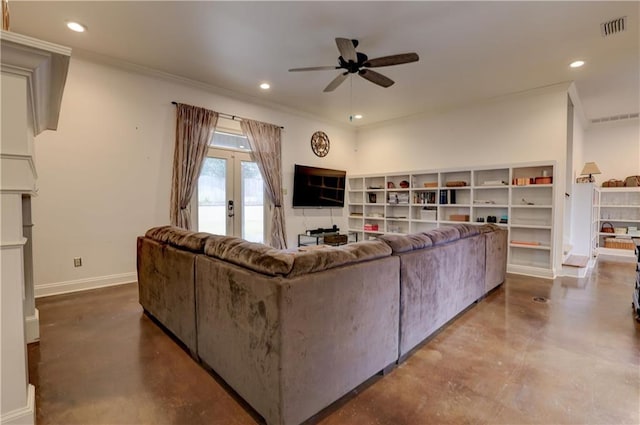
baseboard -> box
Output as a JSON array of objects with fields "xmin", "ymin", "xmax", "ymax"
[
  {"xmin": 0, "ymin": 384, "xmax": 35, "ymax": 425},
  {"xmin": 35, "ymin": 272, "xmax": 137, "ymax": 298},
  {"xmin": 507, "ymin": 264, "xmax": 556, "ymax": 279},
  {"xmin": 25, "ymin": 309, "xmax": 39, "ymax": 343}
]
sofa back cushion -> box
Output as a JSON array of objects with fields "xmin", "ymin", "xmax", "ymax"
[
  {"xmin": 204, "ymin": 236, "xmax": 295, "ymax": 276},
  {"xmin": 287, "ymin": 240, "xmax": 392, "ymax": 277},
  {"xmin": 424, "ymin": 226, "xmax": 461, "ymax": 245},
  {"xmin": 450, "ymin": 223, "xmax": 480, "ymax": 239},
  {"xmin": 377, "ymin": 233, "xmax": 433, "ymax": 253},
  {"xmin": 145, "ymin": 225, "xmax": 210, "ymax": 253}
]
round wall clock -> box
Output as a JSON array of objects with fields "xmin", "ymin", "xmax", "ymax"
[{"xmin": 310, "ymin": 131, "xmax": 330, "ymax": 157}]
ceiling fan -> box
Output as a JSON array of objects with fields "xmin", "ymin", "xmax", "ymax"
[{"xmin": 289, "ymin": 38, "xmax": 419, "ymax": 92}]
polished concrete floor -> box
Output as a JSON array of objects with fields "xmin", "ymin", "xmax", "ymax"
[{"xmin": 29, "ymin": 256, "xmax": 639, "ymax": 425}]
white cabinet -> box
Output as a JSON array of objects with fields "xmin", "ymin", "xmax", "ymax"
[
  {"xmin": 595, "ymin": 188, "xmax": 640, "ymax": 257},
  {"xmin": 348, "ymin": 162, "xmax": 556, "ymax": 278}
]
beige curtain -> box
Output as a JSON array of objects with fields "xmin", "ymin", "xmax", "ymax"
[
  {"xmin": 170, "ymin": 103, "xmax": 218, "ymax": 229},
  {"xmin": 240, "ymin": 120, "xmax": 287, "ymax": 249}
]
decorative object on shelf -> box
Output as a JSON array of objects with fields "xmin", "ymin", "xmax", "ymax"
[
  {"xmin": 420, "ymin": 208, "xmax": 437, "ymax": 221},
  {"xmin": 423, "ymin": 182, "xmax": 438, "ymax": 188},
  {"xmin": 310, "ymin": 131, "xmax": 330, "ymax": 157},
  {"xmin": 580, "ymin": 162, "xmax": 601, "ymax": 183},
  {"xmin": 604, "ymin": 238, "xmax": 635, "ymax": 250},
  {"xmin": 602, "ymin": 179, "xmax": 624, "ymax": 187},
  {"xmin": 367, "ymin": 185, "xmax": 382, "ymax": 189},
  {"xmin": 576, "ymin": 176, "xmax": 591, "ymax": 183},
  {"xmin": 535, "ymin": 176, "xmax": 552, "ymax": 184},
  {"xmin": 450, "ymin": 214, "xmax": 469, "ymax": 222},
  {"xmin": 367, "ymin": 193, "xmax": 377, "ymax": 203},
  {"xmin": 487, "ymin": 216, "xmax": 497, "ymax": 223},
  {"xmin": 500, "ymin": 215, "xmax": 508, "ymax": 224},
  {"xmin": 445, "ymin": 181, "xmax": 467, "ymax": 187},
  {"xmin": 399, "ymin": 180, "xmax": 410, "ymax": 188},
  {"xmin": 614, "ymin": 227, "xmax": 627, "ymax": 235},
  {"xmin": 521, "ymin": 198, "xmax": 534, "ymax": 205},
  {"xmin": 601, "ymin": 222, "xmax": 615, "ymax": 233},
  {"xmin": 476, "ymin": 217, "xmax": 485, "ymax": 222},
  {"xmin": 482, "ymin": 180, "xmax": 508, "ymax": 186},
  {"xmin": 624, "ymin": 175, "xmax": 640, "ymax": 187},
  {"xmin": 513, "ymin": 177, "xmax": 535, "ymax": 185},
  {"xmin": 2, "ymin": 0, "xmax": 9, "ymax": 31},
  {"xmin": 387, "ymin": 181, "xmax": 395, "ymax": 189}
]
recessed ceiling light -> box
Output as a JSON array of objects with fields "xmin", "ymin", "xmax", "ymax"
[
  {"xmin": 569, "ymin": 60, "xmax": 585, "ymax": 68},
  {"xmin": 66, "ymin": 21, "xmax": 87, "ymax": 33},
  {"xmin": 353, "ymin": 114, "xmax": 363, "ymax": 120},
  {"xmin": 259, "ymin": 83, "xmax": 270, "ymax": 90}
]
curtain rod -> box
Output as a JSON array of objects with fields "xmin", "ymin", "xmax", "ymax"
[{"xmin": 171, "ymin": 101, "xmax": 284, "ymax": 129}]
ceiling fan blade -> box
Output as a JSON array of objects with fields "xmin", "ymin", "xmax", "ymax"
[
  {"xmin": 336, "ymin": 38, "xmax": 357, "ymax": 62},
  {"xmin": 288, "ymin": 66, "xmax": 339, "ymax": 72},
  {"xmin": 358, "ymin": 69, "xmax": 394, "ymax": 87},
  {"xmin": 323, "ymin": 72, "xmax": 348, "ymax": 92},
  {"xmin": 364, "ymin": 53, "xmax": 419, "ymax": 68},
  {"xmin": 358, "ymin": 69, "xmax": 394, "ymax": 88}
]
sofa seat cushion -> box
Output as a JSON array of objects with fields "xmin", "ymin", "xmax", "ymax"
[
  {"xmin": 145, "ymin": 225, "xmax": 210, "ymax": 253},
  {"xmin": 424, "ymin": 226, "xmax": 461, "ymax": 245},
  {"xmin": 287, "ymin": 240, "xmax": 391, "ymax": 278},
  {"xmin": 377, "ymin": 233, "xmax": 433, "ymax": 253},
  {"xmin": 204, "ymin": 236, "xmax": 295, "ymax": 276}
]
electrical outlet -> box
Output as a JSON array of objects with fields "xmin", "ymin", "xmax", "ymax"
[{"xmin": 74, "ymin": 257, "xmax": 82, "ymax": 267}]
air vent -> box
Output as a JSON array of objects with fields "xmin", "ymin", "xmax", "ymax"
[
  {"xmin": 601, "ymin": 16, "xmax": 627, "ymax": 37},
  {"xmin": 591, "ymin": 112, "xmax": 639, "ymax": 124}
]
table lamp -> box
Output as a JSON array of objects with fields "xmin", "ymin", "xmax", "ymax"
[{"xmin": 580, "ymin": 162, "xmax": 601, "ymax": 182}]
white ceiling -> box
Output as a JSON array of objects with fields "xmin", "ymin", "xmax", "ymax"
[{"xmin": 9, "ymin": 1, "xmax": 640, "ymax": 127}]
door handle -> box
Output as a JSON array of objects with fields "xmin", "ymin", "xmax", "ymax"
[{"xmin": 227, "ymin": 200, "xmax": 235, "ymax": 218}]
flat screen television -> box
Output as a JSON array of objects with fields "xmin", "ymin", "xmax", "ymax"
[{"xmin": 292, "ymin": 164, "xmax": 346, "ymax": 208}]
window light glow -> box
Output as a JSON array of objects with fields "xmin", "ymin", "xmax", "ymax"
[
  {"xmin": 353, "ymin": 114, "xmax": 363, "ymax": 120},
  {"xmin": 569, "ymin": 60, "xmax": 585, "ymax": 68},
  {"xmin": 66, "ymin": 22, "xmax": 86, "ymax": 32}
]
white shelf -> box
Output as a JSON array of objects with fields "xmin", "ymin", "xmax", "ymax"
[
  {"xmin": 511, "ymin": 205, "xmax": 552, "ymax": 209},
  {"xmin": 510, "ymin": 224, "xmax": 552, "ymax": 230},
  {"xmin": 598, "ymin": 219, "xmax": 640, "ymax": 223},
  {"xmin": 474, "ymin": 204, "xmax": 509, "ymax": 208},
  {"xmin": 600, "ymin": 205, "xmax": 640, "ymax": 208},
  {"xmin": 512, "ymin": 184, "xmax": 553, "ymax": 188},
  {"xmin": 510, "ymin": 243, "xmax": 551, "ymax": 250}
]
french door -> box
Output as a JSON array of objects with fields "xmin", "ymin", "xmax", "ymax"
[{"xmin": 196, "ymin": 148, "xmax": 265, "ymax": 243}]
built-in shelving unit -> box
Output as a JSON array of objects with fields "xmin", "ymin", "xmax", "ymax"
[
  {"xmin": 348, "ymin": 162, "xmax": 556, "ymax": 278},
  {"xmin": 595, "ymin": 187, "xmax": 640, "ymax": 257}
]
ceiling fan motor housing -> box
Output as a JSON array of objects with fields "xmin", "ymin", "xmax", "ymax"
[{"xmin": 339, "ymin": 52, "xmax": 369, "ymax": 73}]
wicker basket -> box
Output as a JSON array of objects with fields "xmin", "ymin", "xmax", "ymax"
[{"xmin": 604, "ymin": 238, "xmax": 635, "ymax": 250}]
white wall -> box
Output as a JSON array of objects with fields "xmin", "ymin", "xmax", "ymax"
[
  {"xmin": 32, "ymin": 56, "xmax": 356, "ymax": 295},
  {"xmin": 354, "ymin": 84, "xmax": 570, "ymax": 274},
  {"xmin": 584, "ymin": 119, "xmax": 640, "ymax": 184}
]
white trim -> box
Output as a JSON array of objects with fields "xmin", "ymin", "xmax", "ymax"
[
  {"xmin": 0, "ymin": 384, "xmax": 35, "ymax": 425},
  {"xmin": 35, "ymin": 272, "xmax": 137, "ymax": 298},
  {"xmin": 0, "ymin": 238, "xmax": 28, "ymax": 248},
  {"xmin": 507, "ymin": 265, "xmax": 556, "ymax": 279},
  {"xmin": 25, "ymin": 309, "xmax": 39, "ymax": 344},
  {"xmin": 0, "ymin": 30, "xmax": 71, "ymax": 56}
]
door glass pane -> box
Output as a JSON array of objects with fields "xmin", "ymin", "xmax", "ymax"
[
  {"xmin": 241, "ymin": 161, "xmax": 264, "ymax": 243},
  {"xmin": 198, "ymin": 157, "xmax": 226, "ymax": 235}
]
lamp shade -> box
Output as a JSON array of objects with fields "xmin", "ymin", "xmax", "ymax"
[{"xmin": 581, "ymin": 162, "xmax": 601, "ymax": 176}]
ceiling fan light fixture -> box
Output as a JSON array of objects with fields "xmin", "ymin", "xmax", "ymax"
[
  {"xmin": 259, "ymin": 82, "xmax": 270, "ymax": 90},
  {"xmin": 569, "ymin": 60, "xmax": 585, "ymax": 68},
  {"xmin": 66, "ymin": 21, "xmax": 86, "ymax": 32},
  {"xmin": 353, "ymin": 114, "xmax": 363, "ymax": 120}
]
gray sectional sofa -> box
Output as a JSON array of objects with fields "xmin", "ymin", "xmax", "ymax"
[{"xmin": 137, "ymin": 223, "xmax": 507, "ymax": 425}]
